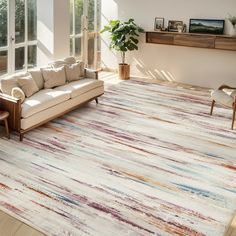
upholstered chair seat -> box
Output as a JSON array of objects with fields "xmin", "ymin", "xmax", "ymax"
[{"xmin": 210, "ymin": 85, "xmax": 236, "ymax": 130}]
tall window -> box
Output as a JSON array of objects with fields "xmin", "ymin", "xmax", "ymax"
[
  {"xmin": 70, "ymin": 0, "xmax": 101, "ymax": 69},
  {"xmin": 0, "ymin": 0, "xmax": 37, "ymax": 77},
  {"xmin": 70, "ymin": 0, "xmax": 83, "ymax": 59},
  {"xmin": 0, "ymin": 0, "xmax": 8, "ymax": 76}
]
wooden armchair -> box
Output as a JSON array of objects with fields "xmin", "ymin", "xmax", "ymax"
[{"xmin": 210, "ymin": 85, "xmax": 236, "ymax": 130}]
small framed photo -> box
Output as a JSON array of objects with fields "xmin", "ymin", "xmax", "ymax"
[
  {"xmin": 168, "ymin": 20, "xmax": 183, "ymax": 32},
  {"xmin": 154, "ymin": 17, "xmax": 164, "ymax": 31}
]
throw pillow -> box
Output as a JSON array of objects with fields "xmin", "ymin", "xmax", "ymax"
[
  {"xmin": 29, "ymin": 68, "xmax": 44, "ymax": 90},
  {"xmin": 17, "ymin": 75, "xmax": 39, "ymax": 98},
  {"xmin": 0, "ymin": 72, "xmax": 29, "ymax": 96},
  {"xmin": 65, "ymin": 62, "xmax": 84, "ymax": 82},
  {"xmin": 11, "ymin": 87, "xmax": 26, "ymax": 103},
  {"xmin": 41, "ymin": 66, "xmax": 66, "ymax": 89}
]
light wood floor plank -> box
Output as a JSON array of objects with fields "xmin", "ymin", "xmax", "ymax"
[
  {"xmin": 0, "ymin": 213, "xmax": 22, "ymax": 236},
  {"xmin": 14, "ymin": 224, "xmax": 45, "ymax": 236},
  {"xmin": 224, "ymin": 212, "xmax": 236, "ymax": 236},
  {"xmin": 0, "ymin": 210, "xmax": 45, "ymax": 236}
]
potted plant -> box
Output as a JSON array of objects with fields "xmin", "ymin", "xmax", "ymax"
[
  {"xmin": 228, "ymin": 14, "xmax": 236, "ymax": 36},
  {"xmin": 101, "ymin": 19, "xmax": 144, "ymax": 80}
]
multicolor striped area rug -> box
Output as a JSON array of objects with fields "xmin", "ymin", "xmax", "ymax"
[{"xmin": 0, "ymin": 79, "xmax": 236, "ymax": 236}]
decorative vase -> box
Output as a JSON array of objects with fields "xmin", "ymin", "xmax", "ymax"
[
  {"xmin": 229, "ymin": 26, "xmax": 236, "ymax": 36},
  {"xmin": 118, "ymin": 64, "xmax": 130, "ymax": 80}
]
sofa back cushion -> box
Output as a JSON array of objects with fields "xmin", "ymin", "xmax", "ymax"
[
  {"xmin": 18, "ymin": 74, "xmax": 40, "ymax": 98},
  {"xmin": 49, "ymin": 56, "xmax": 77, "ymax": 69},
  {"xmin": 63, "ymin": 56, "xmax": 76, "ymax": 65},
  {"xmin": 41, "ymin": 66, "xmax": 66, "ymax": 89},
  {"xmin": 49, "ymin": 60, "xmax": 67, "ymax": 69},
  {"xmin": 65, "ymin": 62, "xmax": 84, "ymax": 82},
  {"xmin": 0, "ymin": 72, "xmax": 29, "ymax": 95},
  {"xmin": 29, "ymin": 68, "xmax": 44, "ymax": 90}
]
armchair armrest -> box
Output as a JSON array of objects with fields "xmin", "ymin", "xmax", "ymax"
[
  {"xmin": 84, "ymin": 68, "xmax": 99, "ymax": 80},
  {"xmin": 218, "ymin": 85, "xmax": 236, "ymax": 90},
  {"xmin": 0, "ymin": 93, "xmax": 21, "ymax": 131}
]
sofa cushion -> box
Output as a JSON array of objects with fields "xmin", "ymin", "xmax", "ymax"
[
  {"xmin": 18, "ymin": 74, "xmax": 40, "ymax": 98},
  {"xmin": 29, "ymin": 68, "xmax": 44, "ymax": 90},
  {"xmin": 211, "ymin": 90, "xmax": 234, "ymax": 107},
  {"xmin": 65, "ymin": 62, "xmax": 84, "ymax": 82},
  {"xmin": 55, "ymin": 79, "xmax": 104, "ymax": 99},
  {"xmin": 21, "ymin": 86, "xmax": 104, "ymax": 130},
  {"xmin": 230, "ymin": 90, "xmax": 236, "ymax": 97},
  {"xmin": 21, "ymin": 89, "xmax": 70, "ymax": 118},
  {"xmin": 0, "ymin": 72, "xmax": 29, "ymax": 95},
  {"xmin": 41, "ymin": 66, "xmax": 67, "ymax": 89}
]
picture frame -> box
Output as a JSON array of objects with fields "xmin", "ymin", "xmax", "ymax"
[
  {"xmin": 154, "ymin": 17, "xmax": 164, "ymax": 31},
  {"xmin": 189, "ymin": 19, "xmax": 225, "ymax": 35},
  {"xmin": 168, "ymin": 20, "xmax": 183, "ymax": 32}
]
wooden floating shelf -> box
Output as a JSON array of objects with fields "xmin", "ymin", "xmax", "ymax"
[{"xmin": 146, "ymin": 31, "xmax": 236, "ymax": 51}]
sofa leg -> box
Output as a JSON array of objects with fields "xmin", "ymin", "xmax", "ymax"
[
  {"xmin": 20, "ymin": 133, "xmax": 24, "ymax": 141},
  {"xmin": 95, "ymin": 98, "xmax": 98, "ymax": 104},
  {"xmin": 210, "ymin": 100, "xmax": 215, "ymax": 115}
]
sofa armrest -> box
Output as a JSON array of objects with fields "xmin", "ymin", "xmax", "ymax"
[
  {"xmin": 84, "ymin": 68, "xmax": 99, "ymax": 80},
  {"xmin": 0, "ymin": 93, "xmax": 21, "ymax": 131}
]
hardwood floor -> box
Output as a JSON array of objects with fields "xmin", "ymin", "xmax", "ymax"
[
  {"xmin": 0, "ymin": 210, "xmax": 45, "ymax": 236},
  {"xmin": 0, "ymin": 72, "xmax": 235, "ymax": 236},
  {"xmin": 224, "ymin": 212, "xmax": 236, "ymax": 236}
]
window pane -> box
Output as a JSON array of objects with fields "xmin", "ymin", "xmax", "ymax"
[
  {"xmin": 0, "ymin": 0, "xmax": 8, "ymax": 47},
  {"xmin": 75, "ymin": 0, "xmax": 83, "ymax": 34},
  {"xmin": 88, "ymin": 37, "xmax": 94, "ymax": 68},
  {"xmin": 70, "ymin": 0, "xmax": 73, "ymax": 35},
  {"xmin": 28, "ymin": 45, "xmax": 36, "ymax": 69},
  {"xmin": 88, "ymin": 0, "xmax": 95, "ymax": 32},
  {"xmin": 15, "ymin": 0, "xmax": 25, "ymax": 44},
  {"xmin": 15, "ymin": 47, "xmax": 25, "ymax": 70},
  {"xmin": 70, "ymin": 38, "xmax": 73, "ymax": 56},
  {"xmin": 75, "ymin": 37, "xmax": 81, "ymax": 58},
  {"xmin": 28, "ymin": 0, "xmax": 37, "ymax": 41},
  {"xmin": 97, "ymin": 0, "xmax": 101, "ymax": 31},
  {"xmin": 97, "ymin": 35, "xmax": 101, "ymax": 68},
  {"xmin": 0, "ymin": 51, "xmax": 8, "ymax": 76}
]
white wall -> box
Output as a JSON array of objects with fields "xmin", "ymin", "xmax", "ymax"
[
  {"xmin": 101, "ymin": 0, "xmax": 236, "ymax": 88},
  {"xmin": 37, "ymin": 0, "xmax": 70, "ymax": 67}
]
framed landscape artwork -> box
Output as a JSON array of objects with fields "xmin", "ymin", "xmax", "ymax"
[
  {"xmin": 154, "ymin": 17, "xmax": 164, "ymax": 31},
  {"xmin": 189, "ymin": 19, "xmax": 225, "ymax": 35},
  {"xmin": 168, "ymin": 21, "xmax": 183, "ymax": 32}
]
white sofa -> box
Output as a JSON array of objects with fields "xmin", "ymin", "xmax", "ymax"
[{"xmin": 0, "ymin": 57, "xmax": 104, "ymax": 140}]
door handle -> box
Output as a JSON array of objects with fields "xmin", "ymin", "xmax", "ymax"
[{"xmin": 11, "ymin": 36, "xmax": 15, "ymax": 42}]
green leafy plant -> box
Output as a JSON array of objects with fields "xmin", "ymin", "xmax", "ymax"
[
  {"xmin": 228, "ymin": 14, "xmax": 236, "ymax": 27},
  {"xmin": 101, "ymin": 19, "xmax": 144, "ymax": 64}
]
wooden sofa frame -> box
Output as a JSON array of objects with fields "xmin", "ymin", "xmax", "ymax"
[{"xmin": 0, "ymin": 69, "xmax": 103, "ymax": 141}]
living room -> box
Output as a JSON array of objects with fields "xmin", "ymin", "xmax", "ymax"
[{"xmin": 0, "ymin": 0, "xmax": 236, "ymax": 236}]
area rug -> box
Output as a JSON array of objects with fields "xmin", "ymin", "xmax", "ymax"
[{"xmin": 0, "ymin": 79, "xmax": 236, "ymax": 236}]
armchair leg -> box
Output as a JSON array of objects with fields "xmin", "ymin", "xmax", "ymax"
[
  {"xmin": 3, "ymin": 118, "xmax": 10, "ymax": 139},
  {"xmin": 231, "ymin": 103, "xmax": 236, "ymax": 130},
  {"xmin": 210, "ymin": 100, "xmax": 215, "ymax": 115},
  {"xmin": 20, "ymin": 133, "xmax": 24, "ymax": 142},
  {"xmin": 95, "ymin": 98, "xmax": 98, "ymax": 104}
]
